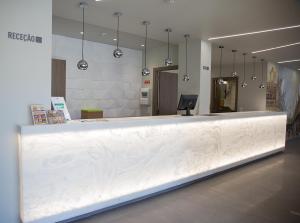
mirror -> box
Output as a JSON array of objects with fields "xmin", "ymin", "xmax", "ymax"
[{"xmin": 211, "ymin": 77, "xmax": 238, "ymax": 113}]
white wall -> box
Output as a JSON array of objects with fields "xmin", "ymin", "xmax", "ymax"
[
  {"xmin": 52, "ymin": 35, "xmax": 143, "ymax": 119},
  {"xmin": 211, "ymin": 63, "xmax": 267, "ymax": 111},
  {"xmin": 199, "ymin": 41, "xmax": 212, "ymax": 114},
  {"xmin": 178, "ymin": 39, "xmax": 212, "ymax": 115},
  {"xmin": 0, "ymin": 1, "xmax": 52, "ymax": 222}
]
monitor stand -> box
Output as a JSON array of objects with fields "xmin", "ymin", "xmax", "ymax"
[{"xmin": 182, "ymin": 107, "xmax": 193, "ymax": 116}]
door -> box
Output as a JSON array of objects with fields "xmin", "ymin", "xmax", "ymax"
[
  {"xmin": 51, "ymin": 59, "xmax": 66, "ymax": 98},
  {"xmin": 158, "ymin": 71, "xmax": 178, "ymax": 115}
]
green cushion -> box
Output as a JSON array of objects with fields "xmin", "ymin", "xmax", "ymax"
[{"xmin": 81, "ymin": 109, "xmax": 102, "ymax": 113}]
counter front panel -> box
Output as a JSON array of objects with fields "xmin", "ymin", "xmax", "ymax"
[{"xmin": 19, "ymin": 112, "xmax": 287, "ymax": 223}]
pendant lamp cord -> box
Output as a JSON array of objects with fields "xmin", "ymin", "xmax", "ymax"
[
  {"xmin": 117, "ymin": 15, "xmax": 120, "ymax": 49},
  {"xmin": 261, "ymin": 59, "xmax": 264, "ymax": 83},
  {"xmin": 144, "ymin": 24, "xmax": 148, "ymax": 67},
  {"xmin": 253, "ymin": 57, "xmax": 256, "ymax": 74},
  {"xmin": 81, "ymin": 7, "xmax": 85, "ymax": 59},
  {"xmin": 185, "ymin": 36, "xmax": 188, "ymax": 75},
  {"xmin": 233, "ymin": 51, "xmax": 236, "ymax": 73},
  {"xmin": 219, "ymin": 47, "xmax": 223, "ymax": 79},
  {"xmin": 243, "ymin": 54, "xmax": 246, "ymax": 82},
  {"xmin": 167, "ymin": 30, "xmax": 170, "ymax": 59}
]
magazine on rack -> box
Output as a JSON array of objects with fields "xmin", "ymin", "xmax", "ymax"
[{"xmin": 30, "ymin": 104, "xmax": 48, "ymax": 125}]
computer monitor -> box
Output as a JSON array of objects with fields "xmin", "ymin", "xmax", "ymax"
[{"xmin": 177, "ymin": 94, "xmax": 198, "ymax": 116}]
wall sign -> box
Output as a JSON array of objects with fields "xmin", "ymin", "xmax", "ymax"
[
  {"xmin": 8, "ymin": 32, "xmax": 42, "ymax": 44},
  {"xmin": 144, "ymin": 80, "xmax": 151, "ymax": 85},
  {"xmin": 203, "ymin": 66, "xmax": 210, "ymax": 71}
]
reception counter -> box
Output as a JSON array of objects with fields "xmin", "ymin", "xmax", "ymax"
[{"xmin": 19, "ymin": 112, "xmax": 287, "ymax": 223}]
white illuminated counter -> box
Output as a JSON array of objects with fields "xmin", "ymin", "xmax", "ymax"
[{"xmin": 19, "ymin": 112, "xmax": 287, "ymax": 223}]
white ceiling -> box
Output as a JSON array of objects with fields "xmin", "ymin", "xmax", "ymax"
[{"xmin": 53, "ymin": 0, "xmax": 300, "ymax": 70}]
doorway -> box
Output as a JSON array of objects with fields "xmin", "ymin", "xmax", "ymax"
[
  {"xmin": 51, "ymin": 59, "xmax": 66, "ymax": 98},
  {"xmin": 152, "ymin": 65, "xmax": 179, "ymax": 116}
]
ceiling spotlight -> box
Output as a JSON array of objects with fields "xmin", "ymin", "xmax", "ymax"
[
  {"xmin": 141, "ymin": 44, "xmax": 145, "ymax": 47},
  {"xmin": 277, "ymin": 59, "xmax": 300, "ymax": 64},
  {"xmin": 164, "ymin": 0, "xmax": 176, "ymax": 3},
  {"xmin": 208, "ymin": 24, "xmax": 300, "ymax": 40},
  {"xmin": 80, "ymin": 31, "xmax": 84, "ymax": 35},
  {"xmin": 113, "ymin": 12, "xmax": 123, "ymax": 58},
  {"xmin": 95, "ymin": 0, "xmax": 103, "ymax": 1},
  {"xmin": 252, "ymin": 42, "xmax": 300, "ymax": 54},
  {"xmin": 113, "ymin": 38, "xmax": 117, "ymax": 41}
]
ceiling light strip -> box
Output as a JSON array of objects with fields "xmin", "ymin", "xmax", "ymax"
[
  {"xmin": 208, "ymin": 24, "xmax": 300, "ymax": 40},
  {"xmin": 277, "ymin": 59, "xmax": 300, "ymax": 64},
  {"xmin": 251, "ymin": 42, "xmax": 300, "ymax": 54}
]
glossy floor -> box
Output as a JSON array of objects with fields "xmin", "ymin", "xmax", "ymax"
[{"xmin": 75, "ymin": 138, "xmax": 300, "ymax": 223}]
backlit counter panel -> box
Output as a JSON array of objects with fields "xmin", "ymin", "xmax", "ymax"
[{"xmin": 19, "ymin": 112, "xmax": 287, "ymax": 223}]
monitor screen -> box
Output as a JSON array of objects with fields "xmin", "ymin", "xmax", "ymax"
[{"xmin": 177, "ymin": 94, "xmax": 198, "ymax": 111}]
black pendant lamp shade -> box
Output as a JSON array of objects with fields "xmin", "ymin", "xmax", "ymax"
[
  {"xmin": 231, "ymin": 50, "xmax": 238, "ymax": 77},
  {"xmin": 251, "ymin": 56, "xmax": 257, "ymax": 80},
  {"xmin": 164, "ymin": 28, "xmax": 173, "ymax": 66},
  {"xmin": 142, "ymin": 21, "xmax": 151, "ymax": 76},
  {"xmin": 183, "ymin": 34, "xmax": 190, "ymax": 82},
  {"xmin": 113, "ymin": 12, "xmax": 123, "ymax": 58},
  {"xmin": 218, "ymin": 46, "xmax": 225, "ymax": 85},
  {"xmin": 77, "ymin": 2, "xmax": 88, "ymax": 70},
  {"xmin": 241, "ymin": 53, "xmax": 248, "ymax": 88},
  {"xmin": 259, "ymin": 59, "xmax": 265, "ymax": 89}
]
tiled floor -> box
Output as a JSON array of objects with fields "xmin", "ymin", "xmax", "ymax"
[{"xmin": 75, "ymin": 138, "xmax": 300, "ymax": 223}]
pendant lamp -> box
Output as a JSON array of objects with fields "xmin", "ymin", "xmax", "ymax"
[
  {"xmin": 241, "ymin": 53, "xmax": 248, "ymax": 88},
  {"xmin": 113, "ymin": 12, "xmax": 123, "ymax": 58},
  {"xmin": 183, "ymin": 34, "xmax": 190, "ymax": 82},
  {"xmin": 164, "ymin": 28, "xmax": 173, "ymax": 66},
  {"xmin": 142, "ymin": 21, "xmax": 151, "ymax": 76},
  {"xmin": 251, "ymin": 56, "xmax": 257, "ymax": 80},
  {"xmin": 231, "ymin": 50, "xmax": 238, "ymax": 77},
  {"xmin": 218, "ymin": 46, "xmax": 225, "ymax": 85},
  {"xmin": 259, "ymin": 59, "xmax": 265, "ymax": 89},
  {"xmin": 77, "ymin": 2, "xmax": 88, "ymax": 70}
]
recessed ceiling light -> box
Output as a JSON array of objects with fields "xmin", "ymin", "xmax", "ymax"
[
  {"xmin": 113, "ymin": 38, "xmax": 117, "ymax": 41},
  {"xmin": 164, "ymin": 0, "xmax": 176, "ymax": 3},
  {"xmin": 80, "ymin": 31, "xmax": 84, "ymax": 35},
  {"xmin": 277, "ymin": 59, "xmax": 300, "ymax": 64},
  {"xmin": 95, "ymin": 0, "xmax": 102, "ymax": 2},
  {"xmin": 141, "ymin": 44, "xmax": 145, "ymax": 47},
  {"xmin": 208, "ymin": 24, "xmax": 300, "ymax": 40},
  {"xmin": 252, "ymin": 42, "xmax": 300, "ymax": 54}
]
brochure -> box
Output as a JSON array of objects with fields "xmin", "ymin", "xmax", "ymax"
[
  {"xmin": 47, "ymin": 110, "xmax": 66, "ymax": 124},
  {"xmin": 51, "ymin": 97, "xmax": 71, "ymax": 121},
  {"xmin": 30, "ymin": 104, "xmax": 48, "ymax": 125}
]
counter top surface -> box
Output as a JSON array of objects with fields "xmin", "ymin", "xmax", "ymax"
[{"xmin": 21, "ymin": 112, "xmax": 286, "ymax": 134}]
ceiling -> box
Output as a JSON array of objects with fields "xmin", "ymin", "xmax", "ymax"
[{"xmin": 53, "ymin": 0, "xmax": 300, "ymax": 70}]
